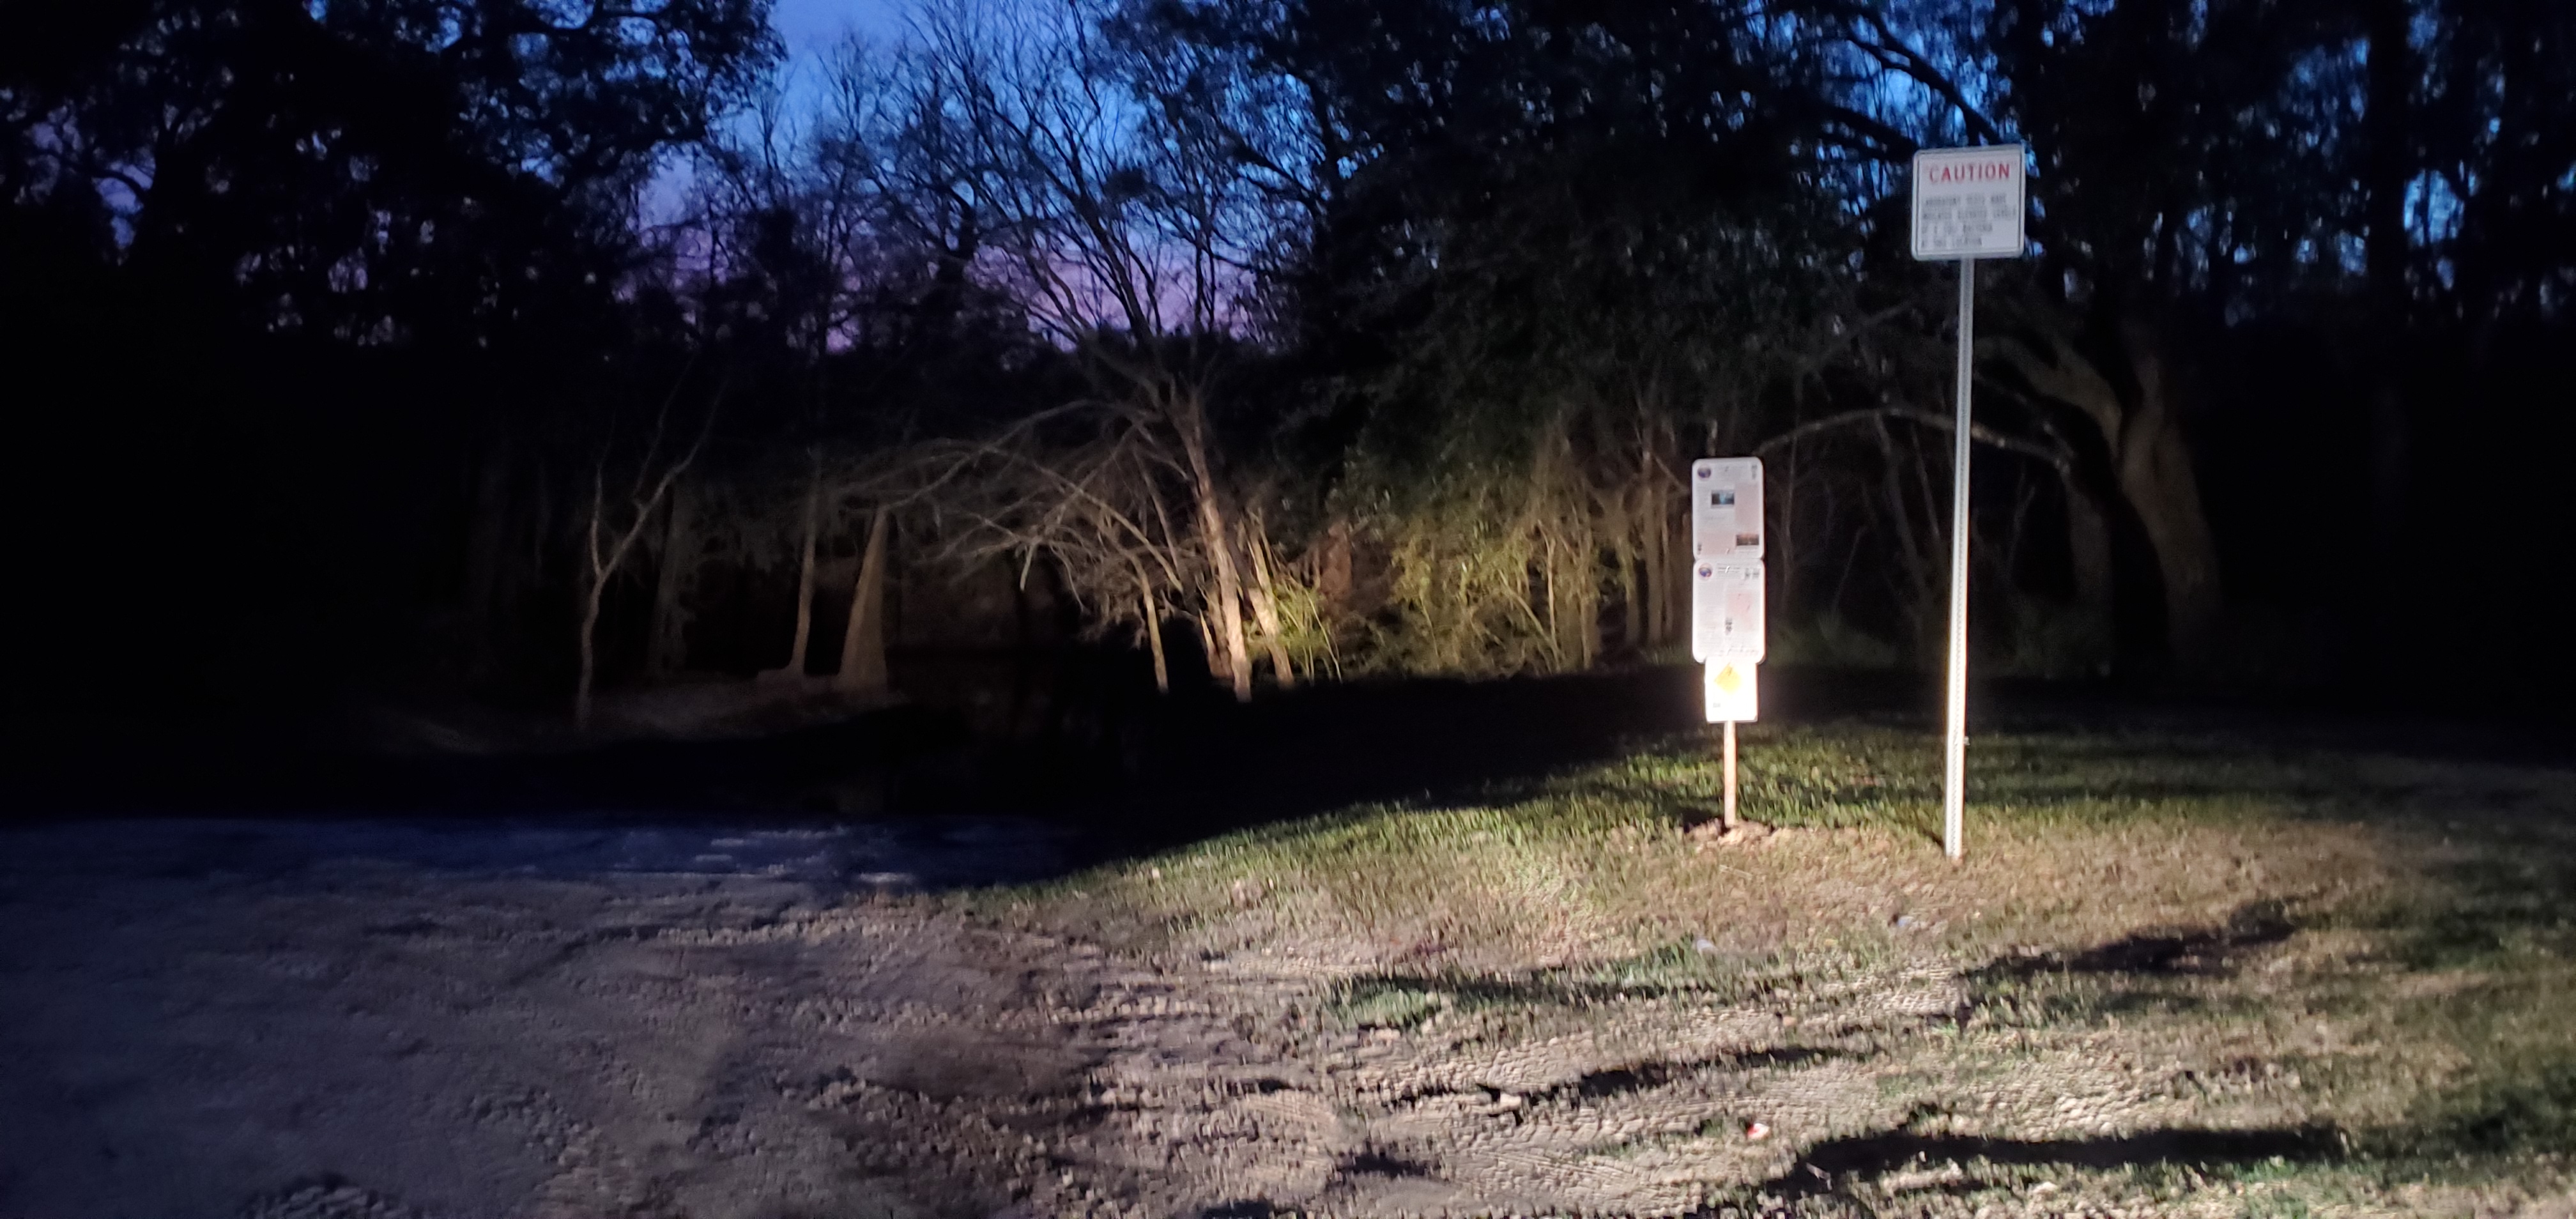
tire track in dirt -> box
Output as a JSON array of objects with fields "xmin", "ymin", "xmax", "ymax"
[
  {"xmin": 893, "ymin": 953, "xmax": 1986, "ymax": 1218},
  {"xmin": 0, "ymin": 820, "xmax": 2415, "ymax": 1219}
]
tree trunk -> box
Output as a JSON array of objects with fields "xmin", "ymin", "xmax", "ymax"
[
  {"xmin": 2117, "ymin": 323, "xmax": 2223, "ymax": 666},
  {"xmin": 645, "ymin": 477, "xmax": 699, "ymax": 680},
  {"xmin": 1135, "ymin": 564, "xmax": 1169, "ymax": 695},
  {"xmin": 462, "ymin": 438, "xmax": 512, "ymax": 680},
  {"xmin": 1614, "ymin": 493, "xmax": 1642, "ymax": 654},
  {"xmin": 1242, "ymin": 520, "xmax": 1297, "ymax": 689},
  {"xmin": 2062, "ymin": 472, "xmax": 2115, "ymax": 623},
  {"xmin": 1174, "ymin": 392, "xmax": 1252, "ymax": 701},
  {"xmin": 1565, "ymin": 516, "xmax": 1599, "ymax": 671},
  {"xmin": 2363, "ymin": 0, "xmax": 2414, "ymax": 553},
  {"xmin": 1317, "ymin": 518, "xmax": 1353, "ymax": 611},
  {"xmin": 1775, "ymin": 440, "xmax": 1798, "ymax": 611},
  {"xmin": 576, "ymin": 506, "xmax": 605, "ymax": 732},
  {"xmin": 1907, "ymin": 425, "xmax": 1950, "ymax": 579},
  {"xmin": 1998, "ymin": 322, "xmax": 2222, "ymax": 668},
  {"xmin": 1642, "ymin": 462, "xmax": 1670, "ymax": 647},
  {"xmin": 1871, "ymin": 416, "xmax": 1936, "ymax": 634},
  {"xmin": 1539, "ymin": 531, "xmax": 1562, "ymax": 670},
  {"xmin": 1202, "ymin": 562, "xmax": 1252, "ymax": 702},
  {"xmin": 571, "ymin": 395, "xmax": 712, "ymax": 728},
  {"xmin": 832, "ymin": 507, "xmax": 892, "ymax": 696},
  {"xmin": 769, "ymin": 460, "xmax": 823, "ymax": 682}
]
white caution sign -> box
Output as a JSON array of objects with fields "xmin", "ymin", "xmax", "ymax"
[
  {"xmin": 1911, "ymin": 143, "xmax": 2027, "ymax": 858},
  {"xmin": 1704, "ymin": 657, "xmax": 1758, "ymax": 723},
  {"xmin": 1691, "ymin": 562, "xmax": 1765, "ymax": 663},
  {"xmin": 1910, "ymin": 144, "xmax": 2026, "ymax": 261},
  {"xmin": 1689, "ymin": 457, "xmax": 1763, "ymax": 561}
]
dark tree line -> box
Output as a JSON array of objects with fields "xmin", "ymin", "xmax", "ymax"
[{"xmin": 5, "ymin": 0, "xmax": 2573, "ymax": 732}]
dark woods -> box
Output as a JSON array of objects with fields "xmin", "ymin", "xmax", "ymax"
[{"xmin": 5, "ymin": 0, "xmax": 2573, "ymax": 740}]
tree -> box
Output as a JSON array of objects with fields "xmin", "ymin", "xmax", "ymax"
[
  {"xmin": 11, "ymin": 0, "xmax": 776, "ymax": 349},
  {"xmin": 1171, "ymin": 0, "xmax": 1855, "ymax": 673},
  {"xmin": 872, "ymin": 0, "xmax": 1305, "ymax": 700},
  {"xmin": 0, "ymin": 0, "xmax": 783, "ymax": 711},
  {"xmin": 1892, "ymin": 0, "xmax": 2349, "ymax": 666},
  {"xmin": 577, "ymin": 376, "xmax": 721, "ymax": 729}
]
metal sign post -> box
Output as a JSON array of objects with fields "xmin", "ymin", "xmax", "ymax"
[
  {"xmin": 1941, "ymin": 261, "xmax": 1975, "ymax": 861},
  {"xmin": 1911, "ymin": 144, "xmax": 2026, "ymax": 861},
  {"xmin": 1691, "ymin": 458, "xmax": 1765, "ymax": 832}
]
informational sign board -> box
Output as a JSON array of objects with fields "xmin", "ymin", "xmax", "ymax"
[
  {"xmin": 1689, "ymin": 457, "xmax": 1763, "ymax": 561},
  {"xmin": 1690, "ymin": 456, "xmax": 1765, "ymax": 727},
  {"xmin": 1910, "ymin": 144, "xmax": 2027, "ymax": 261},
  {"xmin": 1691, "ymin": 562, "xmax": 1765, "ymax": 663},
  {"xmin": 1704, "ymin": 657, "xmax": 1759, "ymax": 723}
]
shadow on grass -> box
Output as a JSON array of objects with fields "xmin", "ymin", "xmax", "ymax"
[
  {"xmin": 1761, "ymin": 1124, "xmax": 2338, "ymax": 1200},
  {"xmin": 1326, "ymin": 933, "xmax": 1850, "ymax": 1023},
  {"xmin": 1330, "ymin": 1146, "xmax": 1436, "ymax": 1186},
  {"xmin": 1551, "ymin": 1046, "xmax": 1854, "ymax": 1102},
  {"xmin": 1195, "ymin": 1203, "xmax": 1274, "ymax": 1219},
  {"xmin": 2359, "ymin": 847, "xmax": 2576, "ymax": 971},
  {"xmin": 1975, "ymin": 899, "xmax": 2297, "ymax": 982},
  {"xmin": 2388, "ymin": 1060, "xmax": 2576, "ymax": 1162},
  {"xmin": 1954, "ymin": 901, "xmax": 2295, "ymax": 1031},
  {"xmin": 1331, "ymin": 972, "xmax": 1689, "ymax": 1021}
]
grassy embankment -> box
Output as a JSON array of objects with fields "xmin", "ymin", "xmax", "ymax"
[{"xmin": 970, "ymin": 721, "xmax": 2576, "ymax": 1215}]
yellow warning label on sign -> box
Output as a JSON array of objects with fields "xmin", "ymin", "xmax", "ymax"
[{"xmin": 1704, "ymin": 658, "xmax": 1759, "ymax": 723}]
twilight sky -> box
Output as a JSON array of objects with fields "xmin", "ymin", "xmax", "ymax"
[
  {"xmin": 772, "ymin": 0, "xmax": 905, "ymax": 56},
  {"xmin": 643, "ymin": 0, "xmax": 900, "ymax": 222}
]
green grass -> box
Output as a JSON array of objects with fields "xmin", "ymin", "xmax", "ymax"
[
  {"xmin": 1327, "ymin": 979, "xmax": 1450, "ymax": 1029},
  {"xmin": 960, "ymin": 718, "xmax": 2576, "ymax": 1214}
]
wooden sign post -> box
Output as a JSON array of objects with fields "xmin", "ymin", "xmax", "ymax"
[{"xmin": 1692, "ymin": 458, "xmax": 1765, "ymax": 830}]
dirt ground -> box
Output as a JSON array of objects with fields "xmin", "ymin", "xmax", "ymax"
[
  {"xmin": 4, "ymin": 726, "xmax": 2575, "ymax": 1218},
  {"xmin": 0, "ymin": 820, "xmax": 1092, "ymax": 1219}
]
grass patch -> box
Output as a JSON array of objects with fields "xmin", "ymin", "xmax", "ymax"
[
  {"xmin": 1326, "ymin": 979, "xmax": 1448, "ymax": 1030},
  {"xmin": 975, "ymin": 721, "xmax": 2462, "ymax": 972},
  {"xmin": 959, "ymin": 717, "xmax": 2576, "ymax": 1209},
  {"xmin": 2414, "ymin": 1059, "xmax": 2576, "ymax": 1158}
]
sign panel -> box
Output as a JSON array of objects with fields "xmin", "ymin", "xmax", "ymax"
[
  {"xmin": 1689, "ymin": 457, "xmax": 1763, "ymax": 561},
  {"xmin": 1704, "ymin": 657, "xmax": 1759, "ymax": 723},
  {"xmin": 1692, "ymin": 455, "xmax": 1765, "ymax": 723},
  {"xmin": 1690, "ymin": 562, "xmax": 1765, "ymax": 663},
  {"xmin": 1910, "ymin": 144, "xmax": 2027, "ymax": 261}
]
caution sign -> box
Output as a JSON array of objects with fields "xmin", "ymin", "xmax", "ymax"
[
  {"xmin": 1689, "ymin": 457, "xmax": 1763, "ymax": 562},
  {"xmin": 1690, "ymin": 562, "xmax": 1765, "ymax": 663},
  {"xmin": 1911, "ymin": 144, "xmax": 2027, "ymax": 261},
  {"xmin": 1704, "ymin": 657, "xmax": 1759, "ymax": 723}
]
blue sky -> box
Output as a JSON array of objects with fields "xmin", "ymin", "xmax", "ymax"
[
  {"xmin": 643, "ymin": 0, "xmax": 900, "ymax": 222},
  {"xmin": 772, "ymin": 0, "xmax": 904, "ymax": 57}
]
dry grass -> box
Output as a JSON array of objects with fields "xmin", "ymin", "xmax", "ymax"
[{"xmin": 957, "ymin": 721, "xmax": 2576, "ymax": 1216}]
